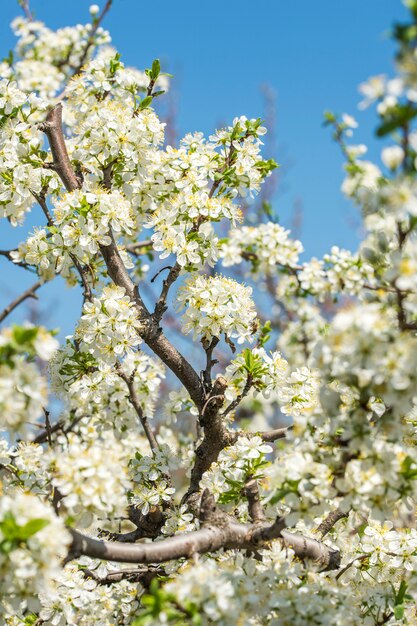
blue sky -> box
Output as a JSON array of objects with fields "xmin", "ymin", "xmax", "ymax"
[{"xmin": 0, "ymin": 0, "xmax": 409, "ymax": 336}]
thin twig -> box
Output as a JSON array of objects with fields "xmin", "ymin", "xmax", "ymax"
[
  {"xmin": 335, "ymin": 554, "xmax": 368, "ymax": 581},
  {"xmin": 202, "ymin": 337, "xmax": 219, "ymax": 393},
  {"xmin": 31, "ymin": 190, "xmax": 54, "ymax": 225},
  {"xmin": 125, "ymin": 240, "xmax": 153, "ymax": 255},
  {"xmin": 70, "ymin": 0, "xmax": 113, "ymax": 77},
  {"xmin": 116, "ymin": 365, "xmax": 159, "ymax": 452},
  {"xmin": 153, "ymin": 262, "xmax": 181, "ymax": 323},
  {"xmin": 0, "ymin": 280, "xmax": 42, "ymax": 324},
  {"xmin": 19, "ymin": 0, "xmax": 33, "ymax": 20},
  {"xmin": 221, "ymin": 374, "xmax": 253, "ymax": 418}
]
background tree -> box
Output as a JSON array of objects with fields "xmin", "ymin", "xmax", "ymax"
[{"xmin": 1, "ymin": 1, "xmax": 417, "ymax": 624}]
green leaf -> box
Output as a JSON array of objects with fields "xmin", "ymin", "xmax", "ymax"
[
  {"xmin": 19, "ymin": 518, "xmax": 50, "ymax": 540},
  {"xmin": 139, "ymin": 96, "xmax": 153, "ymax": 110},
  {"xmin": 151, "ymin": 58, "xmax": 161, "ymax": 80},
  {"xmin": 376, "ymin": 103, "xmax": 417, "ymax": 137},
  {"xmin": 13, "ymin": 325, "xmax": 38, "ymax": 346},
  {"xmin": 323, "ymin": 110, "xmax": 336, "ymax": 126}
]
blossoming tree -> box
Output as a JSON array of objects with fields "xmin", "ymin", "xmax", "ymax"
[{"xmin": 1, "ymin": 0, "xmax": 417, "ymax": 623}]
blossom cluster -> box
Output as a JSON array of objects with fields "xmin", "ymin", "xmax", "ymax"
[
  {"xmin": 177, "ymin": 274, "xmax": 258, "ymax": 344},
  {"xmin": 223, "ymin": 347, "xmax": 320, "ymax": 418},
  {"xmin": 0, "ymin": 493, "xmax": 71, "ymax": 618},
  {"xmin": 0, "ymin": 325, "xmax": 58, "ymax": 435},
  {"xmin": 128, "ymin": 445, "xmax": 177, "ymax": 514},
  {"xmin": 50, "ymin": 431, "xmax": 132, "ymax": 526},
  {"xmin": 221, "ymin": 221, "xmax": 303, "ymax": 274},
  {"xmin": 75, "ymin": 285, "xmax": 142, "ymax": 364},
  {"xmin": 0, "ymin": 79, "xmax": 56, "ymax": 225},
  {"xmin": 201, "ymin": 436, "xmax": 272, "ymax": 504}
]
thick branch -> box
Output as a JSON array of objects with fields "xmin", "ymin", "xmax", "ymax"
[
  {"xmin": 146, "ymin": 330, "xmax": 205, "ymax": 409},
  {"xmin": 38, "ymin": 105, "xmax": 81, "ymax": 192},
  {"xmin": 0, "ymin": 280, "xmax": 42, "ymax": 324},
  {"xmin": 69, "ymin": 513, "xmax": 340, "ymax": 571}
]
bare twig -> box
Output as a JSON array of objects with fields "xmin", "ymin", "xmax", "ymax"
[
  {"xmin": 0, "ymin": 249, "xmax": 16, "ymax": 261},
  {"xmin": 0, "ymin": 248, "xmax": 35, "ymax": 272},
  {"xmin": 31, "ymin": 190, "xmax": 54, "ymax": 225},
  {"xmin": 31, "ymin": 413, "xmax": 85, "ymax": 445},
  {"xmin": 126, "ymin": 240, "xmax": 153, "ymax": 255},
  {"xmin": 116, "ymin": 365, "xmax": 159, "ymax": 452},
  {"xmin": 202, "ymin": 337, "xmax": 219, "ymax": 393},
  {"xmin": 335, "ymin": 554, "xmax": 368, "ymax": 581},
  {"xmin": 32, "ymin": 419, "xmax": 64, "ymax": 444},
  {"xmin": 82, "ymin": 565, "xmax": 162, "ymax": 586},
  {"xmin": 0, "ymin": 280, "xmax": 42, "ymax": 324},
  {"xmin": 257, "ymin": 425, "xmax": 293, "ymax": 442},
  {"xmin": 221, "ymin": 374, "xmax": 253, "ymax": 418},
  {"xmin": 43, "ymin": 409, "xmax": 52, "ymax": 446},
  {"xmin": 153, "ymin": 262, "xmax": 181, "ymax": 323},
  {"xmin": 70, "ymin": 0, "xmax": 113, "ymax": 77},
  {"xmin": 19, "ymin": 0, "xmax": 33, "ymax": 20}
]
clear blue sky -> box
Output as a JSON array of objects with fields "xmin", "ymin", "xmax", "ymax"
[{"xmin": 0, "ymin": 0, "xmax": 408, "ymax": 336}]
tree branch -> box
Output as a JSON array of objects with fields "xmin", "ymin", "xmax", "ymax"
[
  {"xmin": 186, "ymin": 377, "xmax": 232, "ymax": 497},
  {"xmin": 68, "ymin": 491, "xmax": 340, "ymax": 571},
  {"xmin": 38, "ymin": 104, "xmax": 81, "ymax": 192},
  {"xmin": 315, "ymin": 508, "xmax": 348, "ymax": 538},
  {"xmin": 18, "ymin": 0, "xmax": 33, "ymax": 21},
  {"xmin": 243, "ymin": 478, "xmax": 266, "ymax": 524},
  {"xmin": 221, "ymin": 374, "xmax": 253, "ymax": 418},
  {"xmin": 125, "ymin": 240, "xmax": 153, "ymax": 255},
  {"xmin": 39, "ymin": 106, "xmax": 205, "ymax": 411},
  {"xmin": 0, "ymin": 280, "xmax": 42, "ymax": 324},
  {"xmin": 202, "ymin": 337, "xmax": 219, "ymax": 393},
  {"xmin": 153, "ymin": 262, "xmax": 181, "ymax": 323},
  {"xmin": 70, "ymin": 0, "xmax": 113, "ymax": 77},
  {"xmin": 82, "ymin": 565, "xmax": 162, "ymax": 586}
]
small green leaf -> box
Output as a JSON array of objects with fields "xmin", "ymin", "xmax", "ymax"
[
  {"xmin": 19, "ymin": 518, "xmax": 50, "ymax": 540},
  {"xmin": 139, "ymin": 96, "xmax": 153, "ymax": 110},
  {"xmin": 151, "ymin": 58, "xmax": 161, "ymax": 79}
]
